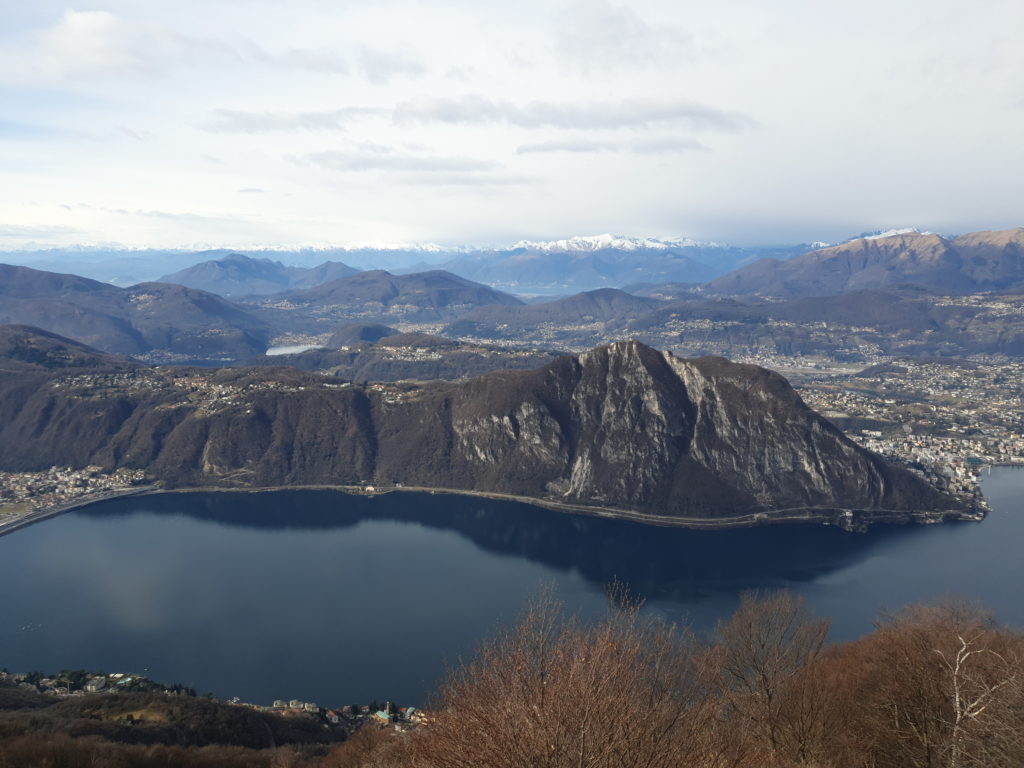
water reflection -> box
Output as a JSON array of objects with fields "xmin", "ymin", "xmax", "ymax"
[
  {"xmin": 84, "ymin": 488, "xmax": 931, "ymax": 602},
  {"xmin": 1, "ymin": 470, "xmax": 1019, "ymax": 707}
]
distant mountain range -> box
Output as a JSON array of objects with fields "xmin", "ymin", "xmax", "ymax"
[
  {"xmin": 707, "ymin": 228, "xmax": 1024, "ymax": 297},
  {"xmin": 0, "ymin": 234, "xmax": 817, "ymax": 293},
  {"xmin": 0, "ymin": 331, "xmax": 967, "ymax": 528}
]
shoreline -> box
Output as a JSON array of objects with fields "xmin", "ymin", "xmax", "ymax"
[
  {"xmin": 0, "ymin": 486, "xmax": 157, "ymax": 539},
  {"xmin": 0, "ymin": 476, "xmax": 989, "ymax": 538}
]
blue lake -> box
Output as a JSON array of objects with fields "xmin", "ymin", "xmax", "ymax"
[{"xmin": 1, "ymin": 469, "xmax": 1022, "ymax": 707}]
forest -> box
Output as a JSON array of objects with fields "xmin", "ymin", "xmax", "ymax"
[{"xmin": 2, "ymin": 590, "xmax": 1022, "ymax": 768}]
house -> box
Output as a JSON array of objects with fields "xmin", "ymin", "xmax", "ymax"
[{"xmin": 84, "ymin": 677, "xmax": 107, "ymax": 693}]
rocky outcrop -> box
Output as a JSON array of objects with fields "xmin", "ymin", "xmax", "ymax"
[{"xmin": 0, "ymin": 336, "xmax": 967, "ymax": 527}]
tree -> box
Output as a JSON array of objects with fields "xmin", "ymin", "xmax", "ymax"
[
  {"xmin": 409, "ymin": 587, "xmax": 738, "ymax": 768},
  {"xmin": 713, "ymin": 590, "xmax": 830, "ymax": 764}
]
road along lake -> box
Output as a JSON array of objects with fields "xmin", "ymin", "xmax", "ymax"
[{"xmin": 1, "ymin": 468, "xmax": 1022, "ymax": 707}]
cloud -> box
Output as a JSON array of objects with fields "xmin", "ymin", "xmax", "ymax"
[
  {"xmin": 629, "ymin": 137, "xmax": 708, "ymax": 154},
  {"xmin": 264, "ymin": 47, "xmax": 349, "ymax": 74},
  {"xmin": 394, "ymin": 95, "xmax": 754, "ymax": 131},
  {"xmin": 295, "ymin": 149, "xmax": 497, "ymax": 173},
  {"xmin": 200, "ymin": 108, "xmax": 385, "ymax": 133},
  {"xmin": 356, "ymin": 48, "xmax": 425, "ymax": 84},
  {"xmin": 516, "ymin": 137, "xmax": 707, "ymax": 154},
  {"xmin": 0, "ymin": 224, "xmax": 84, "ymax": 239},
  {"xmin": 555, "ymin": 0, "xmax": 691, "ymax": 72},
  {"xmin": 516, "ymin": 139, "xmax": 619, "ymax": 154},
  {"xmin": 398, "ymin": 173, "xmax": 542, "ymax": 188},
  {"xmin": 2, "ymin": 9, "xmax": 236, "ymax": 82}
]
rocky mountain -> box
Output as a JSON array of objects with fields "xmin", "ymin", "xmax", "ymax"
[
  {"xmin": 0, "ymin": 264, "xmax": 271, "ymax": 360},
  {"xmin": 158, "ymin": 252, "xmax": 359, "ymax": 297},
  {"xmin": 706, "ymin": 228, "xmax": 1024, "ymax": 298},
  {"xmin": 0, "ymin": 335, "xmax": 965, "ymax": 527}
]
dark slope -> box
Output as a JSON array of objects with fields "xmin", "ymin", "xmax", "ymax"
[
  {"xmin": 326, "ymin": 323, "xmax": 399, "ymax": 347},
  {"xmin": 243, "ymin": 333, "xmax": 562, "ymax": 383},
  {"xmin": 277, "ymin": 269, "xmax": 523, "ymax": 321},
  {"xmin": 0, "ymin": 340, "xmax": 965, "ymax": 527},
  {"xmin": 0, "ymin": 264, "xmax": 271, "ymax": 358},
  {"xmin": 158, "ymin": 252, "xmax": 358, "ymax": 297},
  {"xmin": 0, "ymin": 325, "xmax": 140, "ymax": 372},
  {"xmin": 619, "ymin": 290, "xmax": 1024, "ymax": 359},
  {"xmin": 706, "ymin": 228, "xmax": 1024, "ymax": 298},
  {"xmin": 445, "ymin": 288, "xmax": 664, "ymax": 338}
]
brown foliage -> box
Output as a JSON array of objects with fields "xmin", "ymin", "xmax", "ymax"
[{"xmin": 407, "ymin": 587, "xmax": 740, "ymax": 768}]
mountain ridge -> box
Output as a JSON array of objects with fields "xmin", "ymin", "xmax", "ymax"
[{"xmin": 0, "ymin": 331, "xmax": 967, "ymax": 529}]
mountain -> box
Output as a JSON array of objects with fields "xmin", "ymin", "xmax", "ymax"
[
  {"xmin": 0, "ymin": 325, "xmax": 140, "ymax": 372},
  {"xmin": 0, "ymin": 339, "xmax": 966, "ymax": 528},
  {"xmin": 0, "ymin": 264, "xmax": 271, "ymax": 360},
  {"xmin": 267, "ymin": 270, "xmax": 523, "ymax": 325},
  {"xmin": 706, "ymin": 227, "xmax": 1024, "ymax": 297},
  {"xmin": 158, "ymin": 253, "xmax": 359, "ymax": 297}
]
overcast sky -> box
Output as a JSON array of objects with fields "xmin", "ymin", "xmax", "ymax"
[{"xmin": 1, "ymin": 0, "xmax": 1022, "ymax": 250}]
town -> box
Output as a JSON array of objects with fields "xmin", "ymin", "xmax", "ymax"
[{"xmin": 0, "ymin": 668, "xmax": 424, "ymax": 735}]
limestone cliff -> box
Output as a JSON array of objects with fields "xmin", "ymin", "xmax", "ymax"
[{"xmin": 0, "ymin": 335, "xmax": 967, "ymax": 527}]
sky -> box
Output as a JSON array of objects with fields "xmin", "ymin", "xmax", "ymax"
[{"xmin": 1, "ymin": 0, "xmax": 1023, "ymax": 250}]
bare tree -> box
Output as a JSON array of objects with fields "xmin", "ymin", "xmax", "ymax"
[
  {"xmin": 713, "ymin": 590, "xmax": 830, "ymax": 765},
  {"xmin": 409, "ymin": 587, "xmax": 738, "ymax": 768}
]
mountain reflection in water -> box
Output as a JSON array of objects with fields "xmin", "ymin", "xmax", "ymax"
[{"xmin": 1, "ymin": 469, "xmax": 1021, "ymax": 707}]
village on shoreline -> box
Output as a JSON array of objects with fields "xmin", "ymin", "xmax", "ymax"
[{"xmin": 0, "ymin": 668, "xmax": 425, "ymax": 734}]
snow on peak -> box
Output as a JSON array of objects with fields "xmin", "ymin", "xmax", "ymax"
[
  {"xmin": 511, "ymin": 234, "xmax": 720, "ymax": 252},
  {"xmin": 858, "ymin": 227, "xmax": 932, "ymax": 241}
]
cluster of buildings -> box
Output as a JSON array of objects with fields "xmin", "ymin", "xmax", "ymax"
[
  {"xmin": 1, "ymin": 670, "xmax": 183, "ymax": 698},
  {"xmin": 0, "ymin": 466, "xmax": 147, "ymax": 518},
  {"xmin": 2, "ymin": 668, "xmax": 423, "ymax": 732},
  {"xmin": 797, "ymin": 358, "xmax": 1024, "ymax": 504}
]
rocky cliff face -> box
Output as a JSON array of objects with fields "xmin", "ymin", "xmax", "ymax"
[{"xmin": 0, "ymin": 336, "xmax": 965, "ymax": 526}]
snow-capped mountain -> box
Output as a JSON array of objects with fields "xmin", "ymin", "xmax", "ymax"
[{"xmin": 510, "ymin": 234, "xmax": 722, "ymax": 253}]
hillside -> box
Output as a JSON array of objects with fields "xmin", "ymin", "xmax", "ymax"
[
  {"xmin": 445, "ymin": 288, "xmax": 665, "ymax": 344},
  {"xmin": 245, "ymin": 331, "xmax": 563, "ymax": 382},
  {"xmin": 159, "ymin": 253, "xmax": 358, "ymax": 297},
  {"xmin": 0, "ymin": 336, "xmax": 966, "ymax": 527},
  {"xmin": 0, "ymin": 325, "xmax": 140, "ymax": 372},
  {"xmin": 0, "ymin": 264, "xmax": 271, "ymax": 360},
  {"xmin": 706, "ymin": 227, "xmax": 1024, "ymax": 297},
  {"xmin": 264, "ymin": 269, "xmax": 523, "ymax": 326}
]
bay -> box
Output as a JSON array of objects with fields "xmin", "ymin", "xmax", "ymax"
[{"xmin": 1, "ymin": 468, "xmax": 1022, "ymax": 707}]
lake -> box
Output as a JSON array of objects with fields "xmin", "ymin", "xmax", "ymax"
[{"xmin": 2, "ymin": 469, "xmax": 1023, "ymax": 708}]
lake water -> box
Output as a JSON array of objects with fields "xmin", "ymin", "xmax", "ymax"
[{"xmin": 2, "ymin": 469, "xmax": 1023, "ymax": 708}]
